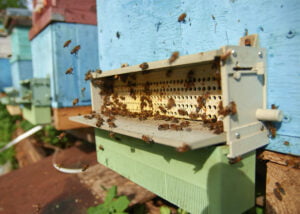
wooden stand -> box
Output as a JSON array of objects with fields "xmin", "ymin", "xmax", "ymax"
[
  {"xmin": 53, "ymin": 106, "xmax": 91, "ymax": 130},
  {"xmin": 259, "ymin": 151, "xmax": 300, "ymax": 213},
  {"xmin": 6, "ymin": 105, "xmax": 22, "ymax": 115}
]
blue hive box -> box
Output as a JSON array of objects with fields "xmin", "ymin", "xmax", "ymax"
[
  {"xmin": 31, "ymin": 22, "xmax": 99, "ymax": 108},
  {"xmin": 0, "ymin": 58, "xmax": 12, "ymax": 92}
]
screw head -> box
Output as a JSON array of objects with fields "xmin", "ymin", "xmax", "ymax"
[
  {"xmin": 258, "ymin": 51, "xmax": 263, "ymax": 58},
  {"xmin": 235, "ymin": 133, "xmax": 240, "ymax": 139},
  {"xmin": 231, "ymin": 50, "xmax": 237, "ymax": 57}
]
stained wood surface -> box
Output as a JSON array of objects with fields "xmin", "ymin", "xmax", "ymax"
[
  {"xmin": 266, "ymin": 161, "xmax": 300, "ymax": 214},
  {"xmin": 259, "ymin": 150, "xmax": 300, "ymax": 169},
  {"xmin": 29, "ymin": 0, "xmax": 97, "ymax": 40},
  {"xmin": 53, "ymin": 106, "xmax": 91, "ymax": 130},
  {"xmin": 6, "ymin": 105, "xmax": 21, "ymax": 115}
]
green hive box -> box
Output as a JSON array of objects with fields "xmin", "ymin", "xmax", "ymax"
[
  {"xmin": 10, "ymin": 27, "xmax": 32, "ymax": 63},
  {"xmin": 95, "ymin": 129, "xmax": 255, "ymax": 214},
  {"xmin": 20, "ymin": 78, "xmax": 51, "ymax": 125}
]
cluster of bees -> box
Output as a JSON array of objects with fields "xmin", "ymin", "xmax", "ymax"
[{"xmin": 82, "ymin": 52, "xmax": 239, "ymax": 143}]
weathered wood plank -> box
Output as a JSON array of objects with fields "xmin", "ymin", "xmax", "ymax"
[
  {"xmin": 265, "ymin": 161, "xmax": 300, "ymax": 214},
  {"xmin": 53, "ymin": 106, "xmax": 91, "ymax": 130}
]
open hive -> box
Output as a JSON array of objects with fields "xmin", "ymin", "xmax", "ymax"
[{"xmin": 71, "ymin": 43, "xmax": 268, "ymax": 158}]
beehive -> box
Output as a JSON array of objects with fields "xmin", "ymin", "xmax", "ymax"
[
  {"xmin": 0, "ymin": 58, "xmax": 12, "ymax": 92},
  {"xmin": 31, "ymin": 22, "xmax": 99, "ymax": 129},
  {"xmin": 19, "ymin": 78, "xmax": 51, "ymax": 125},
  {"xmin": 71, "ymin": 41, "xmax": 278, "ymax": 158}
]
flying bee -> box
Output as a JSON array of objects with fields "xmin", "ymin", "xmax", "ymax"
[
  {"xmin": 98, "ymin": 145, "xmax": 104, "ymax": 151},
  {"xmin": 178, "ymin": 109, "xmax": 188, "ymax": 116},
  {"xmin": 159, "ymin": 106, "xmax": 167, "ymax": 114},
  {"xmin": 72, "ymin": 98, "xmax": 79, "ymax": 106},
  {"xmin": 65, "ymin": 67, "xmax": 73, "ymax": 75},
  {"xmin": 139, "ymin": 62, "xmax": 149, "ymax": 70},
  {"xmin": 142, "ymin": 135, "xmax": 153, "ymax": 143},
  {"xmin": 176, "ymin": 143, "xmax": 190, "ymax": 152},
  {"xmin": 57, "ymin": 132, "xmax": 66, "ymax": 140},
  {"xmin": 158, "ymin": 123, "xmax": 170, "ymax": 130},
  {"xmin": 167, "ymin": 97, "xmax": 176, "ymax": 109},
  {"xmin": 271, "ymin": 104, "xmax": 278, "ymax": 109},
  {"xmin": 168, "ymin": 51, "xmax": 179, "ymax": 64},
  {"xmin": 178, "ymin": 13, "xmax": 187, "ymax": 23},
  {"xmin": 70, "ymin": 45, "xmax": 81, "ymax": 54},
  {"xmin": 63, "ymin": 40, "xmax": 71, "ymax": 48}
]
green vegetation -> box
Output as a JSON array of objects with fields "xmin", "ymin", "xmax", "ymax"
[
  {"xmin": 0, "ymin": 103, "xmax": 21, "ymax": 167},
  {"xmin": 0, "ymin": 0, "xmax": 26, "ymax": 10},
  {"xmin": 88, "ymin": 186, "xmax": 130, "ymax": 214}
]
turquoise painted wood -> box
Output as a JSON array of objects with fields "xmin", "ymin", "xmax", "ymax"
[
  {"xmin": 10, "ymin": 60, "xmax": 33, "ymax": 91},
  {"xmin": 0, "ymin": 58, "xmax": 12, "ymax": 92},
  {"xmin": 10, "ymin": 27, "xmax": 32, "ymax": 63},
  {"xmin": 31, "ymin": 22, "xmax": 99, "ymax": 108},
  {"xmin": 96, "ymin": 0, "xmax": 300, "ymax": 156},
  {"xmin": 95, "ymin": 129, "xmax": 255, "ymax": 214}
]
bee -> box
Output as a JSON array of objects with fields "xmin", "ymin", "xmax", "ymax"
[
  {"xmin": 178, "ymin": 109, "xmax": 188, "ymax": 116},
  {"xmin": 85, "ymin": 70, "xmax": 93, "ymax": 81},
  {"xmin": 109, "ymin": 131, "xmax": 115, "ymax": 138},
  {"xmin": 84, "ymin": 114, "xmax": 94, "ymax": 119},
  {"xmin": 72, "ymin": 98, "xmax": 79, "ymax": 106},
  {"xmin": 168, "ymin": 51, "xmax": 179, "ymax": 64},
  {"xmin": 78, "ymin": 113, "xmax": 82, "ymax": 116},
  {"xmin": 96, "ymin": 69, "xmax": 102, "ymax": 74},
  {"xmin": 265, "ymin": 122, "xmax": 276, "ymax": 138},
  {"xmin": 228, "ymin": 156, "xmax": 242, "ymax": 164},
  {"xmin": 142, "ymin": 135, "xmax": 153, "ymax": 143},
  {"xmin": 70, "ymin": 45, "xmax": 81, "ymax": 54},
  {"xmin": 129, "ymin": 88, "xmax": 137, "ymax": 100},
  {"xmin": 170, "ymin": 124, "xmax": 183, "ymax": 131},
  {"xmin": 218, "ymin": 101, "xmax": 237, "ymax": 116},
  {"xmin": 275, "ymin": 182, "xmax": 285, "ymax": 195},
  {"xmin": 159, "ymin": 106, "xmax": 167, "ymax": 114},
  {"xmin": 57, "ymin": 132, "xmax": 66, "ymax": 140},
  {"xmin": 65, "ymin": 67, "xmax": 73, "ymax": 75},
  {"xmin": 213, "ymin": 121, "xmax": 224, "ymax": 134},
  {"xmin": 158, "ymin": 124, "xmax": 170, "ymax": 130},
  {"xmin": 98, "ymin": 145, "xmax": 104, "ymax": 151},
  {"xmin": 283, "ymin": 141, "xmax": 289, "ymax": 146},
  {"xmin": 220, "ymin": 50, "xmax": 232, "ymax": 63},
  {"xmin": 271, "ymin": 104, "xmax": 278, "ymax": 109},
  {"xmin": 120, "ymin": 96, "xmax": 125, "ymax": 100},
  {"xmin": 180, "ymin": 121, "xmax": 190, "ymax": 128},
  {"xmin": 244, "ymin": 38, "xmax": 251, "ymax": 46},
  {"xmin": 167, "ymin": 98, "xmax": 176, "ymax": 109},
  {"xmin": 211, "ymin": 15, "xmax": 215, "ymax": 20},
  {"xmin": 63, "ymin": 40, "xmax": 71, "ymax": 48},
  {"xmin": 273, "ymin": 188, "xmax": 282, "ymax": 201},
  {"xmin": 178, "ymin": 13, "xmax": 187, "ymax": 22},
  {"xmin": 116, "ymin": 31, "xmax": 121, "ymax": 39},
  {"xmin": 121, "ymin": 63, "xmax": 129, "ymax": 68},
  {"xmin": 81, "ymin": 87, "xmax": 86, "ymax": 92},
  {"xmin": 139, "ymin": 62, "xmax": 149, "ymax": 70},
  {"xmin": 189, "ymin": 112, "xmax": 199, "ymax": 120},
  {"xmin": 82, "ymin": 164, "xmax": 89, "ymax": 172},
  {"xmin": 176, "ymin": 143, "xmax": 190, "ymax": 152},
  {"xmin": 108, "ymin": 121, "xmax": 117, "ymax": 128},
  {"xmin": 96, "ymin": 119, "xmax": 104, "ymax": 127}
]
